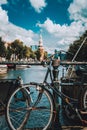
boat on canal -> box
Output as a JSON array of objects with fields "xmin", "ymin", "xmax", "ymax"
[{"xmin": 0, "ymin": 65, "xmax": 7, "ymax": 74}]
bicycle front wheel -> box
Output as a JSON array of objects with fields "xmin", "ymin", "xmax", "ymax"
[
  {"xmin": 6, "ymin": 87, "xmax": 30, "ymax": 130},
  {"xmin": 6, "ymin": 84, "xmax": 54, "ymax": 130}
]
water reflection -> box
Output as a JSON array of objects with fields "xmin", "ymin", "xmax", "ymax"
[
  {"xmin": 1, "ymin": 66, "xmax": 47, "ymax": 83},
  {"xmin": 0, "ymin": 66, "xmax": 48, "ymax": 130}
]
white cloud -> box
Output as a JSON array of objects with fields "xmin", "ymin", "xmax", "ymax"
[
  {"xmin": 37, "ymin": 18, "xmax": 87, "ymax": 51},
  {"xmin": 29, "ymin": 0, "xmax": 47, "ymax": 13},
  {"xmin": 0, "ymin": 6, "xmax": 38, "ymax": 46},
  {"xmin": 37, "ymin": 18, "xmax": 86, "ymax": 37},
  {"xmin": 0, "ymin": 0, "xmax": 7, "ymax": 5},
  {"xmin": 37, "ymin": 0, "xmax": 87, "ymax": 52},
  {"xmin": 37, "ymin": 18, "xmax": 63, "ymax": 34},
  {"xmin": 68, "ymin": 0, "xmax": 87, "ymax": 22},
  {"xmin": 0, "ymin": 0, "xmax": 87, "ymax": 53},
  {"xmin": 0, "ymin": 7, "xmax": 8, "ymax": 23}
]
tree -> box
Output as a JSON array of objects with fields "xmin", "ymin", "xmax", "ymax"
[
  {"xmin": 11, "ymin": 39, "xmax": 24, "ymax": 60},
  {"xmin": 23, "ymin": 46, "xmax": 31, "ymax": 59},
  {"xmin": 0, "ymin": 37, "xmax": 7, "ymax": 58},
  {"xmin": 30, "ymin": 52, "xmax": 36, "ymax": 59},
  {"xmin": 35, "ymin": 49, "xmax": 41, "ymax": 61},
  {"xmin": 44, "ymin": 51, "xmax": 48, "ymax": 59},
  {"xmin": 6, "ymin": 46, "xmax": 12, "ymax": 60},
  {"xmin": 67, "ymin": 31, "xmax": 87, "ymax": 61}
]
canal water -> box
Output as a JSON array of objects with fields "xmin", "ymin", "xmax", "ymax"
[
  {"xmin": 0, "ymin": 66, "xmax": 53, "ymax": 130},
  {"xmin": 0, "ymin": 66, "xmax": 79, "ymax": 129}
]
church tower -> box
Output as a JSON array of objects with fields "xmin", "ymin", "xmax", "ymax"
[{"xmin": 38, "ymin": 34, "xmax": 44, "ymax": 61}]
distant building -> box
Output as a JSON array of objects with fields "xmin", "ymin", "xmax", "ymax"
[
  {"xmin": 30, "ymin": 34, "xmax": 45, "ymax": 61},
  {"xmin": 60, "ymin": 53, "xmax": 67, "ymax": 61},
  {"xmin": 4, "ymin": 42, "xmax": 11, "ymax": 49},
  {"xmin": 30, "ymin": 45, "xmax": 38, "ymax": 51}
]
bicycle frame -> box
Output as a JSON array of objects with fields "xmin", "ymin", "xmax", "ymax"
[
  {"xmin": 43, "ymin": 58, "xmax": 78, "ymax": 104},
  {"xmin": 41, "ymin": 58, "xmax": 87, "ymax": 124},
  {"xmin": 6, "ymin": 59, "xmax": 87, "ymax": 130}
]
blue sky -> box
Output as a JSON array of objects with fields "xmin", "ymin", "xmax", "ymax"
[{"xmin": 0, "ymin": 0, "xmax": 87, "ymax": 53}]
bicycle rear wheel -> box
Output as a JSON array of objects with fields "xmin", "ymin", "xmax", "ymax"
[
  {"xmin": 79, "ymin": 87, "xmax": 87, "ymax": 125},
  {"xmin": 6, "ymin": 84, "xmax": 54, "ymax": 130},
  {"xmin": 80, "ymin": 87, "xmax": 87, "ymax": 109}
]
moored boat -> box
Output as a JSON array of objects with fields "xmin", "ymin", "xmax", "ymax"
[
  {"xmin": 0, "ymin": 65, "xmax": 7, "ymax": 74},
  {"xmin": 16, "ymin": 65, "xmax": 31, "ymax": 69}
]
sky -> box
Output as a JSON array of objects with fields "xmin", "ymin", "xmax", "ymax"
[{"xmin": 0, "ymin": 0, "xmax": 87, "ymax": 53}]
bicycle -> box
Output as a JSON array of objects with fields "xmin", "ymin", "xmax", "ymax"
[{"xmin": 6, "ymin": 53, "xmax": 87, "ymax": 130}]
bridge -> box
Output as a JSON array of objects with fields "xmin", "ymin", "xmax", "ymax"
[
  {"xmin": 0, "ymin": 61, "xmax": 87, "ymax": 66},
  {"xmin": 0, "ymin": 61, "xmax": 87, "ymax": 69}
]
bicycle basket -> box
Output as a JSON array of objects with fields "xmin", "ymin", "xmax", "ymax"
[{"xmin": 0, "ymin": 79, "xmax": 18, "ymax": 103}]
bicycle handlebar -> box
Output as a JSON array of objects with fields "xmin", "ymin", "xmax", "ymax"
[
  {"xmin": 41, "ymin": 50, "xmax": 61, "ymax": 67},
  {"xmin": 41, "ymin": 50, "xmax": 87, "ymax": 67}
]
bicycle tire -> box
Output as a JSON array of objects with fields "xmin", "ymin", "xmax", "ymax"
[
  {"xmin": 80, "ymin": 87, "xmax": 87, "ymax": 109},
  {"xmin": 6, "ymin": 87, "xmax": 30, "ymax": 130},
  {"xmin": 6, "ymin": 84, "xmax": 54, "ymax": 130}
]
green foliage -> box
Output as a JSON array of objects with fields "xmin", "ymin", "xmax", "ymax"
[
  {"xmin": 35, "ymin": 49, "xmax": 41, "ymax": 60},
  {"xmin": 5, "ymin": 39, "xmax": 40, "ymax": 60},
  {"xmin": 6, "ymin": 46, "xmax": 12, "ymax": 60},
  {"xmin": 0, "ymin": 37, "xmax": 7, "ymax": 57},
  {"xmin": 23, "ymin": 46, "xmax": 36, "ymax": 59},
  {"xmin": 23, "ymin": 46, "xmax": 30, "ymax": 58},
  {"xmin": 44, "ymin": 51, "xmax": 48, "ymax": 59},
  {"xmin": 11, "ymin": 39, "xmax": 24, "ymax": 60},
  {"xmin": 30, "ymin": 52, "xmax": 36, "ymax": 59},
  {"xmin": 0, "ymin": 37, "xmax": 48, "ymax": 61},
  {"xmin": 67, "ymin": 31, "xmax": 87, "ymax": 61}
]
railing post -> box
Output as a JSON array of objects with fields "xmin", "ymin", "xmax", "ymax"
[{"xmin": 52, "ymin": 59, "xmax": 61, "ymax": 130}]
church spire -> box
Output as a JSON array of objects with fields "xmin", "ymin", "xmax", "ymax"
[
  {"xmin": 38, "ymin": 33, "xmax": 44, "ymax": 61},
  {"xmin": 39, "ymin": 34, "xmax": 43, "ymax": 47}
]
